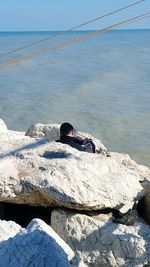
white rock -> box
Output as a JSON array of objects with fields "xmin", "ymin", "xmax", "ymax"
[
  {"xmin": 0, "ymin": 120, "xmax": 146, "ymax": 212},
  {"xmin": 0, "ymin": 120, "xmax": 150, "ymax": 266},
  {"xmin": 0, "ymin": 119, "xmax": 7, "ymax": 133},
  {"xmin": 110, "ymin": 152, "xmax": 150, "ymax": 183},
  {"xmin": 0, "ymin": 219, "xmax": 21, "ymax": 241},
  {"xmin": 25, "ymin": 123, "xmax": 60, "ymax": 139},
  {"xmin": 0, "ymin": 134, "xmax": 143, "ymax": 210},
  {"xmin": 51, "ymin": 209, "xmax": 150, "ymax": 267},
  {"xmin": 0, "ymin": 218, "xmax": 77, "ymax": 267}
]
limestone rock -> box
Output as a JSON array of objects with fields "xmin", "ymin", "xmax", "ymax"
[
  {"xmin": 25, "ymin": 123, "xmax": 60, "ymax": 140},
  {"xmin": 110, "ymin": 152, "xmax": 150, "ymax": 184},
  {"xmin": 0, "ymin": 131, "xmax": 143, "ymax": 211},
  {"xmin": 1, "ymin": 119, "xmax": 149, "ymax": 212},
  {"xmin": 0, "ymin": 219, "xmax": 21, "ymax": 241},
  {"xmin": 0, "ymin": 119, "xmax": 7, "ymax": 133},
  {"xmin": 1, "ymin": 119, "xmax": 150, "ymax": 266},
  {"xmin": 0, "ymin": 218, "xmax": 77, "ymax": 267},
  {"xmin": 51, "ymin": 209, "xmax": 150, "ymax": 267}
]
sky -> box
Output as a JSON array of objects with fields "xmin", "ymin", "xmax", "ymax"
[{"xmin": 0, "ymin": 0, "xmax": 150, "ymax": 31}]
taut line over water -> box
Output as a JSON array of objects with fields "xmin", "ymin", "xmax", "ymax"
[
  {"xmin": 0, "ymin": 0, "xmax": 146, "ymax": 59},
  {"xmin": 0, "ymin": 12, "xmax": 149, "ymax": 67}
]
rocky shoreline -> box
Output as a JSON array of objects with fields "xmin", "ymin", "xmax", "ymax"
[{"xmin": 0, "ymin": 118, "xmax": 150, "ymax": 266}]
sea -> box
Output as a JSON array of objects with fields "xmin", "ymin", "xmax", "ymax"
[{"xmin": 0, "ymin": 30, "xmax": 150, "ymax": 166}]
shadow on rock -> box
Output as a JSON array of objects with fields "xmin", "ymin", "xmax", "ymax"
[
  {"xmin": 0, "ymin": 139, "xmax": 47, "ymax": 160},
  {"xmin": 0, "ymin": 219, "xmax": 80, "ymax": 267},
  {"xmin": 42, "ymin": 151, "xmax": 72, "ymax": 159},
  {"xmin": 51, "ymin": 209, "xmax": 150, "ymax": 267}
]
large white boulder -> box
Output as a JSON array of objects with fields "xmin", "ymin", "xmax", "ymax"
[
  {"xmin": 51, "ymin": 209, "xmax": 150, "ymax": 267},
  {"xmin": 110, "ymin": 152, "xmax": 150, "ymax": 185},
  {"xmin": 25, "ymin": 123, "xmax": 60, "ymax": 139},
  {"xmin": 0, "ymin": 119, "xmax": 150, "ymax": 267},
  {"xmin": 0, "ymin": 119, "xmax": 7, "ymax": 133},
  {"xmin": 0, "ymin": 130, "xmax": 143, "ymax": 211},
  {"xmin": 0, "ymin": 220, "xmax": 21, "ymax": 241},
  {"xmin": 0, "ymin": 119, "xmax": 149, "ymax": 212},
  {"xmin": 0, "ymin": 218, "xmax": 77, "ymax": 267}
]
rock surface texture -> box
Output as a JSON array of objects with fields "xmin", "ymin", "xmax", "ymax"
[
  {"xmin": 0, "ymin": 119, "xmax": 150, "ymax": 267},
  {"xmin": 0, "ymin": 120, "xmax": 148, "ymax": 211},
  {"xmin": 51, "ymin": 209, "xmax": 150, "ymax": 267},
  {"xmin": 0, "ymin": 119, "xmax": 7, "ymax": 133},
  {"xmin": 0, "ymin": 218, "xmax": 77, "ymax": 267}
]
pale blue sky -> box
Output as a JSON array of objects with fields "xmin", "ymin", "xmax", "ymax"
[{"xmin": 0, "ymin": 0, "xmax": 150, "ymax": 31}]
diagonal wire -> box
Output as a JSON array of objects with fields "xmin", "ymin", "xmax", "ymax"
[
  {"xmin": 0, "ymin": 0, "xmax": 146, "ymax": 58},
  {"xmin": 0, "ymin": 12, "xmax": 149, "ymax": 67}
]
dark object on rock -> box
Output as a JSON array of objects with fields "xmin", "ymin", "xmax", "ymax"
[{"xmin": 59, "ymin": 122, "xmax": 96, "ymax": 153}]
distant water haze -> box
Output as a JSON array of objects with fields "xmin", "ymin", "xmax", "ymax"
[{"xmin": 0, "ymin": 30, "xmax": 150, "ymax": 166}]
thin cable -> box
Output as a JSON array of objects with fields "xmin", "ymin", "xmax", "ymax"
[
  {"xmin": 0, "ymin": 12, "xmax": 149, "ymax": 67},
  {"xmin": 0, "ymin": 0, "xmax": 146, "ymax": 58}
]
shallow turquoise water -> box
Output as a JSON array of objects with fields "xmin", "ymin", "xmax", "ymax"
[{"xmin": 0, "ymin": 30, "xmax": 150, "ymax": 166}]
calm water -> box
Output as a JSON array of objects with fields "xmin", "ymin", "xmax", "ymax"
[{"xmin": 0, "ymin": 30, "xmax": 150, "ymax": 166}]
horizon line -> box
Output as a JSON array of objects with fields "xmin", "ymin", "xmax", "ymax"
[{"xmin": 0, "ymin": 28, "xmax": 149, "ymax": 33}]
